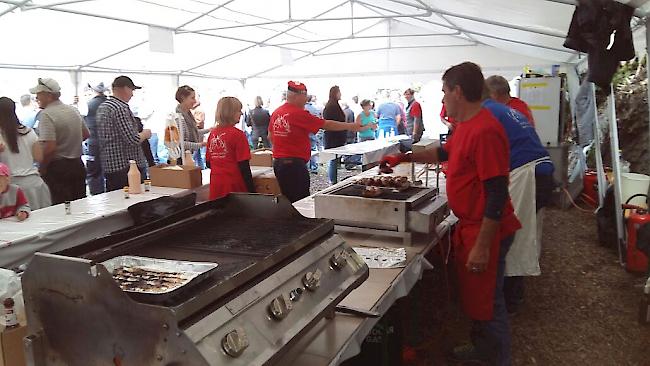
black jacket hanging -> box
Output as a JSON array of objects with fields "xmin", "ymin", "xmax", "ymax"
[{"xmin": 564, "ymin": 0, "xmax": 635, "ymax": 88}]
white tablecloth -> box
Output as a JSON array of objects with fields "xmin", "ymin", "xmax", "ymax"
[
  {"xmin": 317, "ymin": 136, "xmax": 409, "ymax": 165},
  {"xmin": 0, "ymin": 187, "xmax": 187, "ymax": 269}
]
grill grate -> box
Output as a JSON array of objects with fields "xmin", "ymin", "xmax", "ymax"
[
  {"xmin": 329, "ymin": 185, "xmax": 424, "ymax": 201},
  {"xmin": 161, "ymin": 216, "xmax": 324, "ymax": 257}
]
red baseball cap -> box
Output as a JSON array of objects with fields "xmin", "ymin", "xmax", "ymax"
[{"xmin": 288, "ymin": 81, "xmax": 307, "ymax": 94}]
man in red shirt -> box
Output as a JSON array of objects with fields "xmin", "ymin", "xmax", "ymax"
[
  {"xmin": 381, "ymin": 62, "xmax": 521, "ymax": 365},
  {"xmin": 270, "ymin": 81, "xmax": 366, "ymax": 203},
  {"xmin": 404, "ymin": 88, "xmax": 424, "ymax": 142},
  {"xmin": 485, "ymin": 75, "xmax": 536, "ymax": 128}
]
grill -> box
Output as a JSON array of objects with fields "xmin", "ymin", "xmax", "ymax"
[
  {"xmin": 22, "ymin": 194, "xmax": 369, "ymax": 366},
  {"xmin": 314, "ymin": 180, "xmax": 449, "ymax": 245}
]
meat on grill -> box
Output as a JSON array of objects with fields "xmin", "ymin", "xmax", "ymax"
[{"xmin": 356, "ymin": 176, "xmax": 410, "ymax": 189}]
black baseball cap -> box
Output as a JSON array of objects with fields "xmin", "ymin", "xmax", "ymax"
[{"xmin": 112, "ymin": 75, "xmax": 142, "ymax": 90}]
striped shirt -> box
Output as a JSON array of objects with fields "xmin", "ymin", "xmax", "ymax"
[{"xmin": 97, "ymin": 97, "xmax": 146, "ymax": 174}]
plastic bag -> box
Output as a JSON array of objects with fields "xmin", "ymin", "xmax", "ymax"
[{"xmin": 164, "ymin": 112, "xmax": 182, "ymax": 162}]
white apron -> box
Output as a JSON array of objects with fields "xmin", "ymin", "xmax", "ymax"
[{"xmin": 505, "ymin": 159, "xmax": 542, "ymax": 276}]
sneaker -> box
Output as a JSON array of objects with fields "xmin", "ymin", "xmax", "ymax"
[{"xmin": 446, "ymin": 343, "xmax": 489, "ymax": 365}]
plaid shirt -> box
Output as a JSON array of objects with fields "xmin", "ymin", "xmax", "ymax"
[{"xmin": 97, "ymin": 97, "xmax": 147, "ymax": 174}]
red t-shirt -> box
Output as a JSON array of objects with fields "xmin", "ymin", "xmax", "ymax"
[
  {"xmin": 207, "ymin": 125, "xmax": 251, "ymax": 200},
  {"xmin": 408, "ymin": 100, "xmax": 422, "ymax": 118},
  {"xmin": 439, "ymin": 104, "xmax": 458, "ymax": 130},
  {"xmin": 443, "ymin": 108, "xmax": 521, "ymax": 238},
  {"xmin": 270, "ymin": 102, "xmax": 325, "ymax": 162},
  {"xmin": 507, "ymin": 97, "xmax": 535, "ymax": 128}
]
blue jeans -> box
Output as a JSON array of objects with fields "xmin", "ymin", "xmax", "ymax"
[
  {"xmin": 85, "ymin": 158, "xmax": 105, "ymax": 195},
  {"xmin": 327, "ymin": 158, "xmax": 339, "ymax": 184},
  {"xmin": 193, "ymin": 147, "xmax": 206, "ymax": 169},
  {"xmin": 308, "ymin": 133, "xmax": 318, "ymax": 172},
  {"xmin": 476, "ymin": 235, "xmax": 513, "ymax": 366}
]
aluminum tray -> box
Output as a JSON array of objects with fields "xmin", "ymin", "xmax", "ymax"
[{"xmin": 101, "ymin": 255, "xmax": 218, "ymax": 302}]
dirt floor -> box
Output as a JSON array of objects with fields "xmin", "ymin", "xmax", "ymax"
[
  {"xmin": 311, "ymin": 168, "xmax": 650, "ymax": 366},
  {"xmin": 508, "ymin": 207, "xmax": 650, "ymax": 366}
]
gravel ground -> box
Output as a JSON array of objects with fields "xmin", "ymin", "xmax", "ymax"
[{"xmin": 309, "ymin": 164, "xmax": 362, "ymax": 193}]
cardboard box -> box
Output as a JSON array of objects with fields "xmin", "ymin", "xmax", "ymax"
[
  {"xmin": 0, "ymin": 326, "xmax": 27, "ymax": 366},
  {"xmin": 149, "ymin": 164, "xmax": 202, "ymax": 189},
  {"xmin": 250, "ymin": 149, "xmax": 273, "ymax": 167},
  {"xmin": 254, "ymin": 171, "xmax": 282, "ymax": 195}
]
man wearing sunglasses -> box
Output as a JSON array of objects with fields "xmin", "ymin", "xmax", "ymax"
[{"xmin": 30, "ymin": 78, "xmax": 89, "ymax": 205}]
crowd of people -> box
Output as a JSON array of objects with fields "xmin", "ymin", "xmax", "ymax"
[{"xmin": 0, "ymin": 74, "xmax": 426, "ymax": 218}]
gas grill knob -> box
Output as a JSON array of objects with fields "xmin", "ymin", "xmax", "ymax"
[
  {"xmin": 221, "ymin": 328, "xmax": 249, "ymax": 358},
  {"xmin": 302, "ymin": 269, "xmax": 322, "ymax": 291},
  {"xmin": 330, "ymin": 250, "xmax": 349, "ymax": 270},
  {"xmin": 289, "ymin": 287, "xmax": 304, "ymax": 302},
  {"xmin": 268, "ymin": 294, "xmax": 292, "ymax": 320}
]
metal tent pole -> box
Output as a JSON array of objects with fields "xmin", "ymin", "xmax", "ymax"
[
  {"xmin": 590, "ymin": 82, "xmax": 608, "ymax": 208},
  {"xmin": 608, "ymin": 84, "xmax": 625, "ymax": 265},
  {"xmin": 646, "ymin": 22, "xmax": 650, "ymax": 188}
]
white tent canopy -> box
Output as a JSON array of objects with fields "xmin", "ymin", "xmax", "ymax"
[
  {"xmin": 2, "ymin": 0, "xmax": 647, "ymax": 79},
  {"xmin": 1, "ymin": 0, "xmax": 649, "ymax": 138}
]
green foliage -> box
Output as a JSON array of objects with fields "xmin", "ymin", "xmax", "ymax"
[{"xmin": 612, "ymin": 56, "xmax": 645, "ymax": 90}]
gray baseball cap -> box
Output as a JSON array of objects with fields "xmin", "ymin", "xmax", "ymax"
[{"xmin": 29, "ymin": 78, "xmax": 61, "ymax": 94}]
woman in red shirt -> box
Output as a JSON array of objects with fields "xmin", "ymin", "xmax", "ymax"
[{"xmin": 207, "ymin": 97, "xmax": 254, "ymax": 200}]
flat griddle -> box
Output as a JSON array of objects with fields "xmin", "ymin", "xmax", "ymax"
[{"xmin": 57, "ymin": 195, "xmax": 334, "ymax": 313}]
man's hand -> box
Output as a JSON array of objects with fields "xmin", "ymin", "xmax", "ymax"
[
  {"xmin": 466, "ymin": 241, "xmax": 490, "ymax": 273},
  {"xmin": 16, "ymin": 211, "xmax": 28, "ymax": 221},
  {"xmin": 140, "ymin": 129, "xmax": 152, "ymax": 140}
]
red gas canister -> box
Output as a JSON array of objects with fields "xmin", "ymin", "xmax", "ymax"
[
  {"xmin": 626, "ymin": 208, "xmax": 650, "ymax": 273},
  {"xmin": 583, "ymin": 171, "xmax": 598, "ymax": 204}
]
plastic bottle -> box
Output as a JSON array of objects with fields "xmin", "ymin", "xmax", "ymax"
[
  {"xmin": 257, "ymin": 137, "xmax": 264, "ymax": 149},
  {"xmin": 127, "ymin": 160, "xmax": 142, "ymax": 194},
  {"xmin": 3, "ymin": 297, "xmax": 18, "ymax": 330},
  {"xmin": 389, "ymin": 127, "xmax": 395, "ymax": 137},
  {"xmin": 183, "ymin": 150, "xmax": 195, "ymax": 167}
]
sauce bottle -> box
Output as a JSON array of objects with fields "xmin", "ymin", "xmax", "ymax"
[
  {"xmin": 3, "ymin": 297, "xmax": 18, "ymax": 330},
  {"xmin": 127, "ymin": 160, "xmax": 142, "ymax": 194},
  {"xmin": 183, "ymin": 150, "xmax": 195, "ymax": 167}
]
